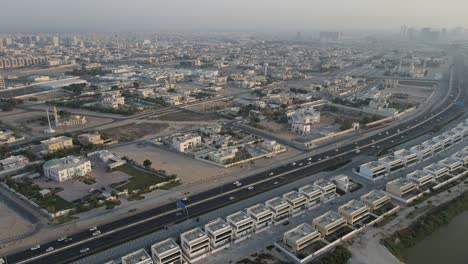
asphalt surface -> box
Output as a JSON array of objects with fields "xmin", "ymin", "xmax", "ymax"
[{"xmin": 3, "ymin": 52, "xmax": 467, "ymax": 264}]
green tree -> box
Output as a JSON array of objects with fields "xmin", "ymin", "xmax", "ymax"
[{"xmin": 143, "ymin": 159, "xmax": 152, "ymax": 168}]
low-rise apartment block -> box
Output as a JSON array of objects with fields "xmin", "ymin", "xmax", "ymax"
[
  {"xmin": 433, "ymin": 134, "xmax": 452, "ymax": 149},
  {"xmin": 423, "ymin": 163, "xmax": 450, "ymax": 179},
  {"xmin": 77, "ymin": 133, "xmax": 104, "ymax": 145},
  {"xmin": 407, "ymin": 170, "xmax": 435, "ymax": 188},
  {"xmin": 422, "ymin": 139, "xmax": 443, "ymax": 155},
  {"xmin": 410, "ymin": 145, "xmax": 432, "ymax": 161},
  {"xmin": 283, "ymin": 223, "xmax": 321, "ymax": 253},
  {"xmin": 41, "ymin": 136, "xmax": 73, "ymax": 153},
  {"xmin": 226, "ymin": 211, "xmax": 254, "ymax": 242},
  {"xmin": 0, "ymin": 155, "xmax": 29, "ymax": 170},
  {"xmin": 378, "ymin": 155, "xmax": 405, "ymax": 173},
  {"xmin": 298, "ymin": 185, "xmax": 322, "ymax": 208},
  {"xmin": 453, "ymin": 150, "xmax": 468, "ymax": 166},
  {"xmin": 172, "ymin": 134, "xmax": 202, "ymax": 153},
  {"xmin": 439, "ymin": 157, "xmax": 464, "ymax": 173},
  {"xmin": 43, "ymin": 155, "xmax": 92, "ymax": 182},
  {"xmin": 358, "ymin": 161, "xmax": 388, "ymax": 179},
  {"xmin": 265, "ymin": 197, "xmax": 291, "ymax": 224},
  {"xmin": 360, "ymin": 190, "xmax": 391, "ymax": 212},
  {"xmin": 446, "ymin": 130, "xmax": 462, "ymax": 144},
  {"xmin": 313, "ymin": 211, "xmax": 347, "ymax": 236},
  {"xmin": 246, "ymin": 204, "xmax": 273, "ymax": 233},
  {"xmin": 180, "ymin": 227, "xmax": 210, "ymax": 263},
  {"xmin": 121, "ymin": 249, "xmax": 153, "ymax": 264},
  {"xmin": 313, "ymin": 178, "xmax": 336, "ymax": 201},
  {"xmin": 338, "ymin": 199, "xmax": 370, "ymax": 225},
  {"xmin": 282, "ymin": 191, "xmax": 308, "ymax": 216},
  {"xmin": 386, "ymin": 178, "xmax": 417, "ymax": 198},
  {"xmin": 394, "ymin": 149, "xmax": 419, "ymax": 167},
  {"xmin": 204, "ymin": 218, "xmax": 232, "ymax": 252},
  {"xmin": 151, "ymin": 238, "xmax": 181, "ymax": 264}
]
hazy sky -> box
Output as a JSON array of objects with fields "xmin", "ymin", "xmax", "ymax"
[{"xmin": 1, "ymin": 0, "xmax": 467, "ymax": 33}]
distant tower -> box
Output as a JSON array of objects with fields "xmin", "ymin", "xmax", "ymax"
[
  {"xmin": 53, "ymin": 106, "xmax": 59, "ymax": 126},
  {"xmin": 398, "ymin": 58, "xmax": 403, "ymax": 73},
  {"xmin": 264, "ymin": 63, "xmax": 269, "ymax": 76}
]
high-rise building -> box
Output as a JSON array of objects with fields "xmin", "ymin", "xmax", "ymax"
[
  {"xmin": 52, "ymin": 35, "xmax": 60, "ymax": 46},
  {"xmin": 0, "ymin": 38, "xmax": 4, "ymax": 49}
]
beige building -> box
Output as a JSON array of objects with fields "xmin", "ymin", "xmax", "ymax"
[
  {"xmin": 360, "ymin": 190, "xmax": 391, "ymax": 212},
  {"xmin": 246, "ymin": 204, "xmax": 273, "ymax": 232},
  {"xmin": 439, "ymin": 157, "xmax": 464, "ymax": 173},
  {"xmin": 121, "ymin": 249, "xmax": 153, "ymax": 264},
  {"xmin": 313, "ymin": 211, "xmax": 347, "ymax": 236},
  {"xmin": 180, "ymin": 227, "xmax": 210, "ymax": 263},
  {"xmin": 298, "ymin": 185, "xmax": 322, "ymax": 208},
  {"xmin": 386, "ymin": 178, "xmax": 417, "ymax": 197},
  {"xmin": 394, "ymin": 149, "xmax": 419, "ymax": 167},
  {"xmin": 77, "ymin": 133, "xmax": 104, "ymax": 145},
  {"xmin": 265, "ymin": 197, "xmax": 291, "ymax": 223},
  {"xmin": 338, "ymin": 199, "xmax": 370, "ymax": 225},
  {"xmin": 204, "ymin": 218, "xmax": 232, "ymax": 251},
  {"xmin": 226, "ymin": 211, "xmax": 254, "ymax": 242},
  {"xmin": 313, "ymin": 178, "xmax": 336, "ymax": 201},
  {"xmin": 410, "ymin": 145, "xmax": 432, "ymax": 161},
  {"xmin": 43, "ymin": 156, "xmax": 92, "ymax": 182},
  {"xmin": 172, "ymin": 134, "xmax": 202, "ymax": 153},
  {"xmin": 151, "ymin": 238, "xmax": 181, "ymax": 264},
  {"xmin": 41, "ymin": 136, "xmax": 73, "ymax": 152},
  {"xmin": 283, "ymin": 223, "xmax": 321, "ymax": 252},
  {"xmin": 283, "ymin": 191, "xmax": 308, "ymax": 215},
  {"xmin": 407, "ymin": 170, "xmax": 435, "ymax": 188},
  {"xmin": 423, "ymin": 163, "xmax": 450, "ymax": 179}
]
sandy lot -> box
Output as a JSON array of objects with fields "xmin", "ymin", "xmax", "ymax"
[
  {"xmin": 110, "ymin": 142, "xmax": 300, "ymax": 184},
  {"xmin": 0, "ymin": 202, "xmax": 34, "ymax": 243},
  {"xmin": 101, "ymin": 122, "xmax": 170, "ymax": 142}
]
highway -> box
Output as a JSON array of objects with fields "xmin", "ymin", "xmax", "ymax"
[{"xmin": 3, "ymin": 51, "xmax": 467, "ymax": 264}]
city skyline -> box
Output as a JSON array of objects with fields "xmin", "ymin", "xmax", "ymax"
[{"xmin": 1, "ymin": 0, "xmax": 467, "ymax": 33}]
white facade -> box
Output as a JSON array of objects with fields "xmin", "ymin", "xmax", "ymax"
[
  {"xmin": 283, "ymin": 191, "xmax": 308, "ymax": 215},
  {"xmin": 122, "ymin": 249, "xmax": 153, "ymax": 264},
  {"xmin": 394, "ymin": 149, "xmax": 419, "ymax": 167},
  {"xmin": 298, "ymin": 185, "xmax": 322, "ymax": 208},
  {"xmin": 0, "ymin": 155, "xmax": 29, "ymax": 170},
  {"xmin": 289, "ymin": 107, "xmax": 320, "ymax": 134},
  {"xmin": 358, "ymin": 161, "xmax": 387, "ymax": 180},
  {"xmin": 313, "ymin": 178, "xmax": 336, "ymax": 200},
  {"xmin": 180, "ymin": 227, "xmax": 210, "ymax": 263},
  {"xmin": 410, "ymin": 145, "xmax": 432, "ymax": 161},
  {"xmin": 378, "ymin": 155, "xmax": 405, "ymax": 173},
  {"xmin": 205, "ymin": 218, "xmax": 232, "ymax": 251},
  {"xmin": 151, "ymin": 238, "xmax": 181, "ymax": 264},
  {"xmin": 246, "ymin": 204, "xmax": 273, "ymax": 232},
  {"xmin": 407, "ymin": 170, "xmax": 435, "ymax": 188},
  {"xmin": 265, "ymin": 197, "xmax": 291, "ymax": 223},
  {"xmin": 423, "ymin": 163, "xmax": 450, "ymax": 179},
  {"xmin": 226, "ymin": 211, "xmax": 254, "ymax": 242},
  {"xmin": 43, "ymin": 156, "xmax": 92, "ymax": 182}
]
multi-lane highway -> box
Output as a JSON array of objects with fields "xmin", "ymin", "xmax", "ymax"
[{"xmin": 3, "ymin": 52, "xmax": 467, "ymax": 264}]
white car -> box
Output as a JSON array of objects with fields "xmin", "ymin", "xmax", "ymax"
[
  {"xmin": 269, "ymin": 172, "xmax": 274, "ymax": 176},
  {"xmin": 89, "ymin": 226, "xmax": 97, "ymax": 232},
  {"xmin": 248, "ymin": 186, "xmax": 254, "ymax": 190},
  {"xmin": 31, "ymin": 245, "xmax": 41, "ymax": 251},
  {"xmin": 46, "ymin": 247, "xmax": 54, "ymax": 252},
  {"xmin": 0, "ymin": 257, "xmax": 5, "ymax": 264},
  {"xmin": 80, "ymin": 248, "xmax": 90, "ymax": 253},
  {"xmin": 229, "ymin": 196, "xmax": 235, "ymax": 200},
  {"xmin": 307, "ymin": 162, "xmax": 312, "ymax": 165},
  {"xmin": 92, "ymin": 230, "xmax": 101, "ymax": 236},
  {"xmin": 233, "ymin": 181, "xmax": 240, "ymax": 185},
  {"xmin": 307, "ymin": 158, "xmax": 312, "ymax": 161},
  {"xmin": 299, "ymin": 163, "xmax": 303, "ymax": 166},
  {"xmin": 291, "ymin": 162, "xmax": 296, "ymax": 166},
  {"xmin": 57, "ymin": 236, "xmax": 67, "ymax": 242},
  {"xmin": 273, "ymin": 181, "xmax": 279, "ymax": 185}
]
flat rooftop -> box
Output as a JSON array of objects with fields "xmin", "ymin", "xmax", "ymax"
[
  {"xmin": 205, "ymin": 218, "xmax": 230, "ymax": 233},
  {"xmin": 121, "ymin": 249, "xmax": 151, "ymax": 264},
  {"xmin": 410, "ymin": 145, "xmax": 431, "ymax": 151},
  {"xmin": 284, "ymin": 223, "xmax": 318, "ymax": 242},
  {"xmin": 361, "ymin": 190, "xmax": 388, "ymax": 203},
  {"xmin": 314, "ymin": 178, "xmax": 335, "ymax": 188},
  {"xmin": 339, "ymin": 200, "xmax": 368, "ymax": 214},
  {"xmin": 361, "ymin": 161, "xmax": 386, "ymax": 169},
  {"xmin": 227, "ymin": 211, "xmax": 252, "ymax": 224},
  {"xmin": 378, "ymin": 155, "xmax": 401, "ymax": 163},
  {"xmin": 181, "ymin": 227, "xmax": 207, "ymax": 242},
  {"xmin": 314, "ymin": 211, "xmax": 344, "ymax": 226},
  {"xmin": 422, "ymin": 139, "xmax": 441, "ymax": 146},
  {"xmin": 424, "ymin": 163, "xmax": 448, "ymax": 172},
  {"xmin": 266, "ymin": 197, "xmax": 289, "ymax": 208},
  {"xmin": 408, "ymin": 170, "xmax": 433, "ymax": 180},
  {"xmin": 247, "ymin": 204, "xmax": 271, "ymax": 216},
  {"xmin": 394, "ymin": 149, "xmax": 416, "ymax": 157},
  {"xmin": 387, "ymin": 178, "xmax": 414, "ymax": 187},
  {"xmin": 151, "ymin": 238, "xmax": 180, "ymax": 255},
  {"xmin": 283, "ymin": 191, "xmax": 306, "ymax": 202},
  {"xmin": 439, "ymin": 157, "xmax": 463, "ymax": 166},
  {"xmin": 299, "ymin": 185, "xmax": 321, "ymax": 195}
]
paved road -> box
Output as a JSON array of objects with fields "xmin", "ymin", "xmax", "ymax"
[{"xmin": 3, "ymin": 50, "xmax": 467, "ymax": 264}]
